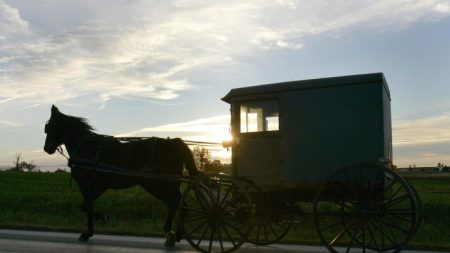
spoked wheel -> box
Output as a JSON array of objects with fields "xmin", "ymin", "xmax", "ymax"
[
  {"xmin": 313, "ymin": 163, "xmax": 419, "ymax": 253},
  {"xmin": 179, "ymin": 173, "xmax": 255, "ymax": 253},
  {"xmin": 238, "ymin": 178, "xmax": 293, "ymax": 245},
  {"xmin": 404, "ymin": 180, "xmax": 422, "ymax": 238}
]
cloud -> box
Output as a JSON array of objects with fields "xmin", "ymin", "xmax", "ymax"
[
  {"xmin": 0, "ymin": 120, "xmax": 23, "ymax": 127},
  {"xmin": 118, "ymin": 114, "xmax": 230, "ymax": 138},
  {"xmin": 1, "ymin": 0, "xmax": 449, "ymax": 110},
  {"xmin": 393, "ymin": 113, "xmax": 450, "ymax": 146},
  {"xmin": 392, "ymin": 113, "xmax": 450, "ymax": 167},
  {"xmin": 433, "ymin": 2, "xmax": 450, "ymax": 13},
  {"xmin": 0, "ymin": 1, "xmax": 31, "ymax": 41},
  {"xmin": 117, "ymin": 114, "xmax": 232, "ymax": 161}
]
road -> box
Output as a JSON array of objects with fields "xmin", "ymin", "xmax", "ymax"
[{"xmin": 0, "ymin": 229, "xmax": 448, "ymax": 253}]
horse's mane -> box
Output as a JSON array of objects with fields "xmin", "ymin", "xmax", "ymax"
[{"xmin": 63, "ymin": 114, "xmax": 95, "ymax": 133}]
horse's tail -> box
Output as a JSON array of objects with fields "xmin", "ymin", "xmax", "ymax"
[{"xmin": 175, "ymin": 138, "xmax": 200, "ymax": 176}]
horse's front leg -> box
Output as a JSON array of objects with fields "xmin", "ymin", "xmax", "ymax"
[{"xmin": 79, "ymin": 194, "xmax": 94, "ymax": 241}]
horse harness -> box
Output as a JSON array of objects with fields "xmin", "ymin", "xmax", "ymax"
[{"xmin": 58, "ymin": 135, "xmax": 161, "ymax": 174}]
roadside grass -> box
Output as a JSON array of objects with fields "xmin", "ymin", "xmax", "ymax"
[
  {"xmin": 0, "ymin": 170, "xmax": 449, "ymax": 250},
  {"xmin": 0, "ymin": 171, "xmax": 167, "ymax": 237}
]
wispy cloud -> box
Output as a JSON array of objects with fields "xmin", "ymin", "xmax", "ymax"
[
  {"xmin": 1, "ymin": 0, "xmax": 449, "ymax": 110},
  {"xmin": 393, "ymin": 113, "xmax": 450, "ymax": 167},
  {"xmin": 0, "ymin": 1, "xmax": 31, "ymax": 41},
  {"xmin": 0, "ymin": 120, "xmax": 23, "ymax": 127},
  {"xmin": 393, "ymin": 113, "xmax": 450, "ymax": 146},
  {"xmin": 118, "ymin": 114, "xmax": 230, "ymax": 139},
  {"xmin": 117, "ymin": 114, "xmax": 231, "ymax": 161}
]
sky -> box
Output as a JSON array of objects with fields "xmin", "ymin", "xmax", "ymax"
[{"xmin": 1, "ymin": 0, "xmax": 450, "ymax": 170}]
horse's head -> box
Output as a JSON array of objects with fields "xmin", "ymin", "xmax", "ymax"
[{"xmin": 44, "ymin": 105, "xmax": 65, "ymax": 154}]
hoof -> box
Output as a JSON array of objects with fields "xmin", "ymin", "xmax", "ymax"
[
  {"xmin": 164, "ymin": 231, "xmax": 176, "ymax": 247},
  {"xmin": 78, "ymin": 233, "xmax": 92, "ymax": 242},
  {"xmin": 175, "ymin": 230, "xmax": 183, "ymax": 242}
]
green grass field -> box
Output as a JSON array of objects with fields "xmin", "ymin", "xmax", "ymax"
[{"xmin": 0, "ymin": 171, "xmax": 449, "ymax": 250}]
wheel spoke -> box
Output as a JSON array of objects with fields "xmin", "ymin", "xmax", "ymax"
[
  {"xmin": 222, "ymin": 219, "xmax": 245, "ymax": 236},
  {"xmin": 181, "ymin": 206, "xmax": 204, "ymax": 213},
  {"xmin": 254, "ymin": 222, "xmax": 261, "ymax": 242},
  {"xmin": 346, "ymin": 219, "xmax": 364, "ymax": 252},
  {"xmin": 184, "ymin": 215, "xmax": 206, "ymax": 223},
  {"xmin": 218, "ymin": 185, "xmax": 232, "ymax": 208},
  {"xmin": 388, "ymin": 183, "xmax": 403, "ymax": 200},
  {"xmin": 208, "ymin": 226, "xmax": 215, "ymax": 253},
  {"xmin": 362, "ymin": 219, "xmax": 366, "ymax": 253},
  {"xmin": 318, "ymin": 219, "xmax": 345, "ymax": 232},
  {"xmin": 215, "ymin": 182, "xmax": 222, "ymax": 206},
  {"xmin": 276, "ymin": 221, "xmax": 289, "ymax": 231},
  {"xmin": 376, "ymin": 216, "xmax": 409, "ymax": 235},
  {"xmin": 221, "ymin": 222, "xmax": 237, "ymax": 247},
  {"xmin": 268, "ymin": 222, "xmax": 279, "ymax": 239},
  {"xmin": 263, "ymin": 223, "xmax": 269, "ymax": 242},
  {"xmin": 329, "ymin": 229, "xmax": 346, "ymax": 247},
  {"xmin": 388, "ymin": 212, "xmax": 413, "ymax": 223},
  {"xmin": 217, "ymin": 224, "xmax": 225, "ymax": 252},
  {"xmin": 366, "ymin": 219, "xmax": 380, "ymax": 251},
  {"xmin": 333, "ymin": 182, "xmax": 354, "ymax": 201},
  {"xmin": 370, "ymin": 218, "xmax": 400, "ymax": 248},
  {"xmin": 186, "ymin": 220, "xmax": 208, "ymax": 237},
  {"xmin": 186, "ymin": 194, "xmax": 203, "ymax": 209},
  {"xmin": 384, "ymin": 194, "xmax": 410, "ymax": 209},
  {"xmin": 221, "ymin": 214, "xmax": 244, "ymax": 224},
  {"xmin": 343, "ymin": 170, "xmax": 359, "ymax": 201},
  {"xmin": 196, "ymin": 225, "xmax": 209, "ymax": 247}
]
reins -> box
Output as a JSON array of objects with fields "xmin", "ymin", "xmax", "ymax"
[{"xmin": 56, "ymin": 145, "xmax": 78, "ymax": 192}]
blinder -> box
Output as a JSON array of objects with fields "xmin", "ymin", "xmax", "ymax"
[{"xmin": 44, "ymin": 120, "xmax": 50, "ymax": 133}]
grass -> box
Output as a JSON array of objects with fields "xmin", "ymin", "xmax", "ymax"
[
  {"xmin": 0, "ymin": 171, "xmax": 168, "ymax": 237},
  {"xmin": 0, "ymin": 170, "xmax": 449, "ymax": 250}
]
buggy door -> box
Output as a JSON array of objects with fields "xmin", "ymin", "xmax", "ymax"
[{"xmin": 233, "ymin": 99, "xmax": 280, "ymax": 187}]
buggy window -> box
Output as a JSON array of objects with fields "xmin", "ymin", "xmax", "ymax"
[{"xmin": 240, "ymin": 100, "xmax": 279, "ymax": 133}]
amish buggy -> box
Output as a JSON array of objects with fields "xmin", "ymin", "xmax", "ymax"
[{"xmin": 43, "ymin": 73, "xmax": 420, "ymax": 253}]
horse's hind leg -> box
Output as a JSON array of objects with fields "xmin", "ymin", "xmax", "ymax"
[
  {"xmin": 175, "ymin": 201, "xmax": 186, "ymax": 242},
  {"xmin": 140, "ymin": 181, "xmax": 181, "ymax": 247},
  {"xmin": 164, "ymin": 204, "xmax": 178, "ymax": 247}
]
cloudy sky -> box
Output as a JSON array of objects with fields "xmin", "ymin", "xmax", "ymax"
[{"xmin": 1, "ymin": 0, "xmax": 450, "ymax": 170}]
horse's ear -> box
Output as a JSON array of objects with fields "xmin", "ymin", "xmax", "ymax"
[{"xmin": 51, "ymin": 105, "xmax": 60, "ymax": 115}]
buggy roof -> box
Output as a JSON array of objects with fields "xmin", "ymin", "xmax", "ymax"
[{"xmin": 222, "ymin": 73, "xmax": 388, "ymax": 103}]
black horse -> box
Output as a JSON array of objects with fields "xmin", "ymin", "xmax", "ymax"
[{"xmin": 43, "ymin": 105, "xmax": 199, "ymax": 246}]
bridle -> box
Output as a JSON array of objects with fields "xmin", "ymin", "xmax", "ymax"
[{"xmin": 57, "ymin": 146, "xmax": 70, "ymax": 160}]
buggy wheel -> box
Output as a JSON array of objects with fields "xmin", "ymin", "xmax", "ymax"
[
  {"xmin": 313, "ymin": 163, "xmax": 419, "ymax": 253},
  {"xmin": 179, "ymin": 173, "xmax": 254, "ymax": 253},
  {"xmin": 238, "ymin": 178, "xmax": 293, "ymax": 245},
  {"xmin": 404, "ymin": 179, "xmax": 422, "ymax": 238}
]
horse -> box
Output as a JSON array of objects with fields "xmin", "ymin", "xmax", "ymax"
[{"xmin": 43, "ymin": 105, "xmax": 200, "ymax": 246}]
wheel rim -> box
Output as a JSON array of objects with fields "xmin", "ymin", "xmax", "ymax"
[
  {"xmin": 179, "ymin": 174, "xmax": 254, "ymax": 253},
  {"xmin": 313, "ymin": 163, "xmax": 419, "ymax": 253}
]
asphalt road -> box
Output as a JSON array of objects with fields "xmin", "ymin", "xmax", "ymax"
[{"xmin": 0, "ymin": 229, "xmax": 448, "ymax": 253}]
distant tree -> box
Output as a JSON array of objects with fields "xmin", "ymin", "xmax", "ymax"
[
  {"xmin": 55, "ymin": 168, "xmax": 67, "ymax": 173},
  {"xmin": 11, "ymin": 152, "xmax": 22, "ymax": 171},
  {"xmin": 206, "ymin": 159, "xmax": 222, "ymax": 173},
  {"xmin": 22, "ymin": 161, "xmax": 37, "ymax": 172},
  {"xmin": 10, "ymin": 152, "xmax": 37, "ymax": 172},
  {"xmin": 192, "ymin": 146, "xmax": 211, "ymax": 171}
]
